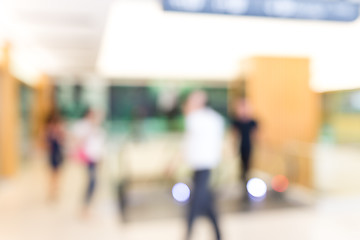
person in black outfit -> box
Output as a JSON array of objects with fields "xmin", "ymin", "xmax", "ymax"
[
  {"xmin": 45, "ymin": 111, "xmax": 65, "ymax": 200},
  {"xmin": 231, "ymin": 99, "xmax": 258, "ymax": 184}
]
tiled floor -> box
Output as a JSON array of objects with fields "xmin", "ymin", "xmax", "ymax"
[{"xmin": 2, "ymin": 145, "xmax": 360, "ymax": 240}]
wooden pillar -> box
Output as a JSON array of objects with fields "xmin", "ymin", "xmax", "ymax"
[
  {"xmin": 240, "ymin": 56, "xmax": 321, "ymax": 188},
  {"xmin": 31, "ymin": 74, "xmax": 54, "ymax": 149},
  {"xmin": 0, "ymin": 43, "xmax": 19, "ymax": 177}
]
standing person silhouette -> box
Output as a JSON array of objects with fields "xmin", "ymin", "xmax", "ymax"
[
  {"xmin": 73, "ymin": 108, "xmax": 105, "ymax": 216},
  {"xmin": 231, "ymin": 99, "xmax": 258, "ymax": 186},
  {"xmin": 45, "ymin": 110, "xmax": 65, "ymax": 201},
  {"xmin": 183, "ymin": 91, "xmax": 225, "ymax": 240}
]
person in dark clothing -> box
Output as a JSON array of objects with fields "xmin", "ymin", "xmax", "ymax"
[
  {"xmin": 231, "ymin": 99, "xmax": 258, "ymax": 184},
  {"xmin": 45, "ymin": 111, "xmax": 65, "ymax": 200}
]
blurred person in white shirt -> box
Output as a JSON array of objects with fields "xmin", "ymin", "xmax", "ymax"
[
  {"xmin": 73, "ymin": 108, "xmax": 105, "ymax": 214},
  {"xmin": 183, "ymin": 91, "xmax": 225, "ymax": 240}
]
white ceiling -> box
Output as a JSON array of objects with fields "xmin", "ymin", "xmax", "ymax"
[
  {"xmin": 97, "ymin": 0, "xmax": 360, "ymax": 92},
  {"xmin": 1, "ymin": 0, "xmax": 360, "ymax": 92},
  {"xmin": 0, "ymin": 0, "xmax": 114, "ymax": 78}
]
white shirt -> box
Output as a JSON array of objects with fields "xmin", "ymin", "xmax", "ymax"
[
  {"xmin": 73, "ymin": 120, "xmax": 105, "ymax": 162},
  {"xmin": 184, "ymin": 107, "xmax": 225, "ymax": 170}
]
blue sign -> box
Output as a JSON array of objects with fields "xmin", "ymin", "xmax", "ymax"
[{"xmin": 163, "ymin": 0, "xmax": 359, "ymax": 22}]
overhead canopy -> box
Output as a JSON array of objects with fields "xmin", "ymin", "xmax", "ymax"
[
  {"xmin": 163, "ymin": 0, "xmax": 360, "ymax": 22},
  {"xmin": 97, "ymin": 0, "xmax": 360, "ymax": 92}
]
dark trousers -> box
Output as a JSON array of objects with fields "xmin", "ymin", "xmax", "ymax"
[
  {"xmin": 85, "ymin": 162, "xmax": 97, "ymax": 204},
  {"xmin": 49, "ymin": 147, "xmax": 63, "ymax": 171},
  {"xmin": 187, "ymin": 169, "xmax": 221, "ymax": 240},
  {"xmin": 240, "ymin": 146, "xmax": 252, "ymax": 183}
]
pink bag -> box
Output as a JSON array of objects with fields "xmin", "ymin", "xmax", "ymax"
[{"xmin": 75, "ymin": 147, "xmax": 89, "ymax": 164}]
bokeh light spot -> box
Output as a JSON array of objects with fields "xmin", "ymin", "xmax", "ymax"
[
  {"xmin": 172, "ymin": 183, "xmax": 190, "ymax": 203},
  {"xmin": 271, "ymin": 175, "xmax": 289, "ymax": 193},
  {"xmin": 246, "ymin": 178, "xmax": 267, "ymax": 198}
]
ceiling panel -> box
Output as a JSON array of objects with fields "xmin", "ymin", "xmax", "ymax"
[{"xmin": 0, "ymin": 0, "xmax": 114, "ymax": 77}]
